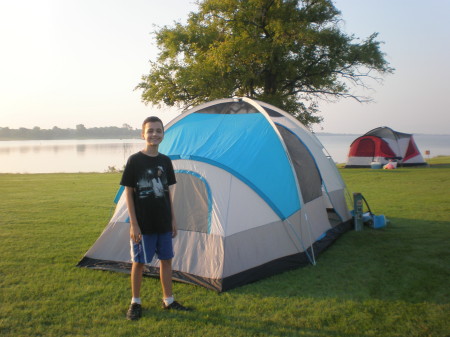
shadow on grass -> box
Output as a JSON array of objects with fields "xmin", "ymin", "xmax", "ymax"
[
  {"xmin": 148, "ymin": 308, "xmax": 370, "ymax": 337},
  {"xmin": 228, "ymin": 217, "xmax": 450, "ymax": 305},
  {"xmin": 429, "ymin": 163, "xmax": 450, "ymax": 168}
]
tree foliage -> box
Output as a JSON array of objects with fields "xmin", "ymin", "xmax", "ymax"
[{"xmin": 137, "ymin": 0, "xmax": 393, "ymax": 126}]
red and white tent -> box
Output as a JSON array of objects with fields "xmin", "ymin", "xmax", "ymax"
[{"xmin": 345, "ymin": 127, "xmax": 426, "ymax": 167}]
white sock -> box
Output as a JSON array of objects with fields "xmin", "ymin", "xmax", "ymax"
[
  {"xmin": 131, "ymin": 297, "xmax": 141, "ymax": 305},
  {"xmin": 163, "ymin": 296, "xmax": 174, "ymax": 306}
]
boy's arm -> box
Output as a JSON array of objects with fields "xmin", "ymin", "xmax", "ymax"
[
  {"xmin": 169, "ymin": 185, "xmax": 177, "ymax": 238},
  {"xmin": 125, "ymin": 186, "xmax": 141, "ymax": 243}
]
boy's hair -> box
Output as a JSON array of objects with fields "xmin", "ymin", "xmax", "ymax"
[{"xmin": 142, "ymin": 116, "xmax": 164, "ymax": 133}]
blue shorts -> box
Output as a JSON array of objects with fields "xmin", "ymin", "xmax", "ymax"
[{"xmin": 130, "ymin": 232, "xmax": 174, "ymax": 264}]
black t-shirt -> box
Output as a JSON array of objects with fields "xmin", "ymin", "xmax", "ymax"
[{"xmin": 120, "ymin": 152, "xmax": 176, "ymax": 234}]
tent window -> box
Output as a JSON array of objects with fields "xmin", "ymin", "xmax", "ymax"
[
  {"xmin": 276, "ymin": 125, "xmax": 322, "ymax": 203},
  {"xmin": 172, "ymin": 171, "xmax": 211, "ymax": 233},
  {"xmin": 264, "ymin": 108, "xmax": 283, "ymax": 117},
  {"xmin": 197, "ymin": 102, "xmax": 259, "ymax": 114}
]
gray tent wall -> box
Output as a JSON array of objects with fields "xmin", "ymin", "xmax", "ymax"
[{"xmin": 78, "ymin": 98, "xmax": 352, "ymax": 292}]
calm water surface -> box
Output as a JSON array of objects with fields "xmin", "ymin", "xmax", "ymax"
[
  {"xmin": 0, "ymin": 135, "xmax": 449, "ymax": 173},
  {"xmin": 0, "ymin": 139, "xmax": 143, "ymax": 173}
]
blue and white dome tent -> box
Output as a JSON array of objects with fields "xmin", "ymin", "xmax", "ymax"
[{"xmin": 78, "ymin": 98, "xmax": 352, "ymax": 292}]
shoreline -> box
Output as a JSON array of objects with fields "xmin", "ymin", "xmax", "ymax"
[{"xmin": 2, "ymin": 132, "xmax": 450, "ymax": 141}]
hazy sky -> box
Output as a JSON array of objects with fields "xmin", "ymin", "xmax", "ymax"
[{"xmin": 1, "ymin": 0, "xmax": 449, "ymax": 134}]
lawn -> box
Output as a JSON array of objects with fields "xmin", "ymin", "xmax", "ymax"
[{"xmin": 0, "ymin": 157, "xmax": 449, "ymax": 336}]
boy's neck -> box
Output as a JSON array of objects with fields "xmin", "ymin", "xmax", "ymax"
[{"xmin": 141, "ymin": 145, "xmax": 159, "ymax": 157}]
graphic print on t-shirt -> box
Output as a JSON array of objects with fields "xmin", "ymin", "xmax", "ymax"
[{"xmin": 136, "ymin": 165, "xmax": 168, "ymax": 199}]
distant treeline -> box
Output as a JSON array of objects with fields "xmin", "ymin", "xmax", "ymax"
[{"xmin": 0, "ymin": 124, "xmax": 141, "ymax": 140}]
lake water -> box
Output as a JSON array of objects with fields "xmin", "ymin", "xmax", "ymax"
[{"xmin": 0, "ymin": 134, "xmax": 449, "ymax": 173}]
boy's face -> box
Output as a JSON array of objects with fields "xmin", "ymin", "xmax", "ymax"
[{"xmin": 142, "ymin": 121, "xmax": 164, "ymax": 146}]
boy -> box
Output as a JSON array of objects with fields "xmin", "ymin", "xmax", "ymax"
[{"xmin": 120, "ymin": 116, "xmax": 190, "ymax": 321}]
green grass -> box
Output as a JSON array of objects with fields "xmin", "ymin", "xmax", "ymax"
[{"xmin": 1, "ymin": 157, "xmax": 449, "ymax": 336}]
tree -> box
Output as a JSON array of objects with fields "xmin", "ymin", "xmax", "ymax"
[
  {"xmin": 76, "ymin": 124, "xmax": 87, "ymax": 131},
  {"xmin": 122, "ymin": 123, "xmax": 134, "ymax": 131},
  {"xmin": 137, "ymin": 0, "xmax": 393, "ymax": 127}
]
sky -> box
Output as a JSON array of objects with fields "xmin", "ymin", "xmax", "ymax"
[{"xmin": 0, "ymin": 0, "xmax": 449, "ymax": 134}]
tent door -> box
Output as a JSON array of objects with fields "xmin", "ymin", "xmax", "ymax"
[
  {"xmin": 355, "ymin": 138, "xmax": 376, "ymax": 160},
  {"xmin": 171, "ymin": 170, "xmax": 212, "ymax": 234}
]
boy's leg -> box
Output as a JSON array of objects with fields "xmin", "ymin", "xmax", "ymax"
[
  {"xmin": 155, "ymin": 232, "xmax": 174, "ymax": 300},
  {"xmin": 131, "ymin": 262, "xmax": 144, "ymax": 299},
  {"xmin": 160, "ymin": 259, "xmax": 173, "ymax": 299},
  {"xmin": 160, "ymin": 260, "xmax": 190, "ymax": 311},
  {"xmin": 159, "ymin": 255, "xmax": 191, "ymax": 311},
  {"xmin": 127, "ymin": 262, "xmax": 144, "ymax": 320},
  {"xmin": 129, "ymin": 234, "xmax": 157, "ymax": 301},
  {"xmin": 156, "ymin": 232, "xmax": 190, "ymax": 311},
  {"xmin": 127, "ymin": 234, "xmax": 157, "ymax": 321}
]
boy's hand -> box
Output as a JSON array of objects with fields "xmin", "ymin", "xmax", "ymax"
[{"xmin": 130, "ymin": 224, "xmax": 142, "ymax": 243}]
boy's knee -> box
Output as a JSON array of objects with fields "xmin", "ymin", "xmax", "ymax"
[{"xmin": 133, "ymin": 262, "xmax": 145, "ymax": 269}]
